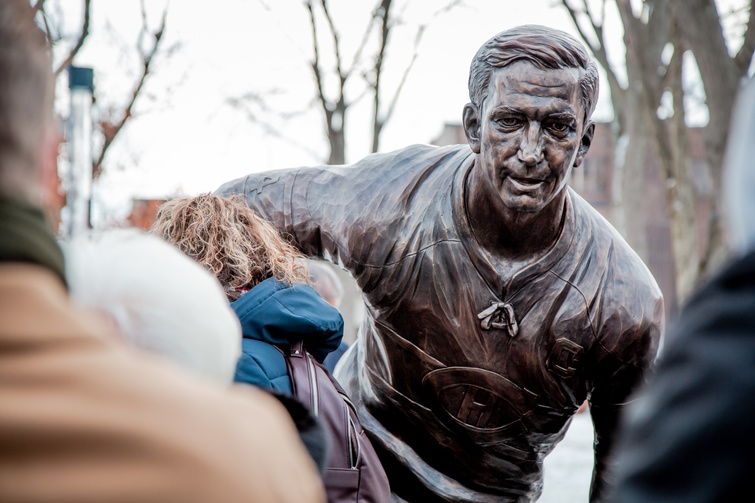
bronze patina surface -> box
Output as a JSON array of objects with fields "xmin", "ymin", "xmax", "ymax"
[{"xmin": 217, "ymin": 25, "xmax": 664, "ymax": 503}]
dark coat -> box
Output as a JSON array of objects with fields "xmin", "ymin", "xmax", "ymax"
[
  {"xmin": 322, "ymin": 340, "xmax": 350, "ymax": 373},
  {"xmin": 608, "ymin": 249, "xmax": 755, "ymax": 502},
  {"xmin": 232, "ymin": 277, "xmax": 343, "ymax": 395}
]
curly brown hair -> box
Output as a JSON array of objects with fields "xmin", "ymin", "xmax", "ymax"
[{"xmin": 151, "ymin": 193, "xmax": 309, "ymax": 300}]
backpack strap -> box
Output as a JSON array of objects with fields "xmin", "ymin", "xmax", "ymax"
[
  {"xmin": 283, "ymin": 341, "xmax": 391, "ymax": 500},
  {"xmin": 286, "ymin": 340, "xmax": 318, "ymax": 415},
  {"xmin": 284, "ymin": 340, "xmax": 353, "ymax": 469}
]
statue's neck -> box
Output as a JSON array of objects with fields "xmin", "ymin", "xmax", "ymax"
[{"xmin": 465, "ymin": 169, "xmax": 567, "ymax": 267}]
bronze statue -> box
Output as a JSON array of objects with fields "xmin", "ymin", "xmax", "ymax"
[{"xmin": 216, "ymin": 24, "xmax": 664, "ymax": 503}]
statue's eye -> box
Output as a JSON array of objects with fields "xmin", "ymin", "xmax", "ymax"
[
  {"xmin": 497, "ymin": 117, "xmax": 521, "ymax": 129},
  {"xmin": 546, "ymin": 121, "xmax": 573, "ymax": 137}
]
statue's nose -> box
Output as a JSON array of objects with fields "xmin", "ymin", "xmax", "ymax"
[{"xmin": 517, "ymin": 125, "xmax": 544, "ymax": 165}]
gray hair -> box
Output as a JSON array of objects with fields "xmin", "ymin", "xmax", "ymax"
[{"xmin": 307, "ymin": 260, "xmax": 344, "ymax": 308}]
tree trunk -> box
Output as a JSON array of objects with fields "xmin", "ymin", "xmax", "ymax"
[
  {"xmin": 621, "ymin": 95, "xmax": 653, "ymax": 261},
  {"xmin": 672, "ymin": 0, "xmax": 743, "ymax": 282},
  {"xmin": 328, "ymin": 126, "xmax": 346, "ymax": 165}
]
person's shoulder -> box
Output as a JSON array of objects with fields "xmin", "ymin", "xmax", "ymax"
[
  {"xmin": 0, "ymin": 270, "xmax": 324, "ymax": 502},
  {"xmin": 337, "ymin": 143, "xmax": 472, "ymax": 208},
  {"xmin": 96, "ymin": 358, "xmax": 325, "ymax": 501},
  {"xmin": 283, "ymin": 143, "xmax": 472, "ymax": 213},
  {"xmin": 231, "ymin": 277, "xmax": 279, "ymax": 315},
  {"xmin": 566, "ymin": 191, "xmax": 663, "ymax": 359},
  {"xmin": 266, "ymin": 280, "xmax": 344, "ymax": 333},
  {"xmin": 234, "ymin": 278, "xmax": 343, "ymax": 343},
  {"xmin": 233, "ymin": 278, "xmax": 333, "ymax": 318}
]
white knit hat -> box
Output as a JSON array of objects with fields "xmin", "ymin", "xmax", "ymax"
[{"xmin": 64, "ymin": 228, "xmax": 242, "ymax": 385}]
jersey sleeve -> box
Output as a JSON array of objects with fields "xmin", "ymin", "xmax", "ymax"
[{"xmin": 215, "ymin": 145, "xmax": 459, "ymax": 293}]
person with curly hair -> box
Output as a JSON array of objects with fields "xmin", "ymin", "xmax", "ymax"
[
  {"xmin": 152, "ymin": 193, "xmax": 344, "ymax": 394},
  {"xmin": 154, "ymin": 194, "xmax": 391, "ymax": 502}
]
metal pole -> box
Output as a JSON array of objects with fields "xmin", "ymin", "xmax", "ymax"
[{"xmin": 66, "ymin": 66, "xmax": 94, "ymax": 238}]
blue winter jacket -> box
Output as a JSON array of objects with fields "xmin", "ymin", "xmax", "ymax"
[{"xmin": 231, "ymin": 277, "xmax": 344, "ymax": 395}]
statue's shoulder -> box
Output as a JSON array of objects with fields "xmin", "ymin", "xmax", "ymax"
[
  {"xmin": 350, "ymin": 143, "xmax": 471, "ymax": 174},
  {"xmin": 567, "ymin": 192, "xmax": 663, "ymax": 365},
  {"xmin": 303, "ymin": 143, "xmax": 472, "ymax": 204},
  {"xmin": 568, "ymin": 188, "xmax": 664, "ymax": 311}
]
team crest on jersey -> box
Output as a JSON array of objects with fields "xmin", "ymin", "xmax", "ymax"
[
  {"xmin": 546, "ymin": 338, "xmax": 584, "ymax": 379},
  {"xmin": 422, "ymin": 367, "xmax": 537, "ymax": 444}
]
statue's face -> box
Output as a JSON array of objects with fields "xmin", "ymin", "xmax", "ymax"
[{"xmin": 475, "ymin": 61, "xmax": 589, "ymax": 214}]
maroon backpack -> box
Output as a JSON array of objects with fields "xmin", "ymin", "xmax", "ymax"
[{"xmin": 285, "ymin": 340, "xmax": 390, "ymax": 503}]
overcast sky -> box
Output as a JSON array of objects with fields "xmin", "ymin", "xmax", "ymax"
[{"xmin": 51, "ymin": 1, "xmax": 631, "ymax": 223}]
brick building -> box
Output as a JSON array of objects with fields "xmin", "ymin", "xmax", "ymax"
[{"xmin": 126, "ymin": 198, "xmax": 167, "ymax": 230}]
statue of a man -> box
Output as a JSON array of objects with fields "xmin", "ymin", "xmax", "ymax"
[{"xmin": 217, "ymin": 24, "xmax": 664, "ymax": 503}]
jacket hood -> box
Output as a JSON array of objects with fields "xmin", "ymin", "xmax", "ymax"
[
  {"xmin": 230, "ymin": 277, "xmax": 343, "ymax": 362},
  {"xmin": 724, "ymin": 76, "xmax": 755, "ymax": 256}
]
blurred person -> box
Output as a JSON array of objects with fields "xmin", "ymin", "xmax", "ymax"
[
  {"xmin": 152, "ymin": 194, "xmax": 391, "ymax": 501},
  {"xmin": 308, "ymin": 259, "xmax": 345, "ymax": 308},
  {"xmin": 0, "ymin": 2, "xmax": 325, "ymax": 502},
  {"xmin": 605, "ymin": 76, "xmax": 755, "ymax": 502},
  {"xmin": 152, "ymin": 194, "xmax": 344, "ymax": 394},
  {"xmin": 64, "ymin": 228, "xmax": 242, "ymax": 385},
  {"xmin": 307, "ymin": 259, "xmax": 351, "ymax": 373},
  {"xmin": 66, "ymin": 228, "xmax": 331, "ymax": 473}
]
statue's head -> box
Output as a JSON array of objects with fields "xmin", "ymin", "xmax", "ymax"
[
  {"xmin": 462, "ymin": 25, "xmax": 599, "ymax": 216},
  {"xmin": 468, "ymin": 25, "xmax": 599, "ymax": 124}
]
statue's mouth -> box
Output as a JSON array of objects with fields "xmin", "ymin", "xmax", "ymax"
[{"xmin": 508, "ymin": 176, "xmax": 545, "ymax": 191}]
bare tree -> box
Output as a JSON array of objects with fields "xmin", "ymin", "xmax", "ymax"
[
  {"xmin": 91, "ymin": 2, "xmax": 170, "ymax": 180},
  {"xmin": 36, "ymin": 0, "xmax": 172, "ymax": 185},
  {"xmin": 561, "ymin": 0, "xmax": 753, "ymax": 306},
  {"xmin": 232, "ymin": 0, "xmax": 461, "ymax": 165}
]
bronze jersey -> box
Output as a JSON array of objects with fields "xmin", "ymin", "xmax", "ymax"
[{"xmin": 217, "ymin": 144, "xmax": 664, "ymax": 502}]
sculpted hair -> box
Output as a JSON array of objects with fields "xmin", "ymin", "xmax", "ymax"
[
  {"xmin": 151, "ymin": 193, "xmax": 310, "ymax": 300},
  {"xmin": 0, "ymin": 0, "xmax": 53, "ymax": 200},
  {"xmin": 468, "ymin": 24, "xmax": 599, "ymax": 122}
]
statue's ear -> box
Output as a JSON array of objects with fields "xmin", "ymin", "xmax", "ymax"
[
  {"xmin": 463, "ymin": 103, "xmax": 481, "ymax": 154},
  {"xmin": 573, "ymin": 121, "xmax": 594, "ymax": 168}
]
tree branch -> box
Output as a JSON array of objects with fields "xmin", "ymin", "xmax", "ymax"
[
  {"xmin": 319, "ymin": 0, "xmax": 347, "ymax": 87},
  {"xmin": 348, "ymin": 1, "xmax": 382, "ymax": 75},
  {"xmin": 92, "ymin": 2, "xmax": 168, "ymax": 179},
  {"xmin": 370, "ymin": 0, "xmax": 392, "ymax": 151},
  {"xmin": 561, "ymin": 0, "xmax": 627, "ymax": 115},
  {"xmin": 53, "ymin": 0, "xmax": 91, "ymax": 77},
  {"xmin": 305, "ymin": 0, "xmax": 332, "ymax": 128},
  {"xmin": 226, "ymin": 95, "xmax": 323, "ymax": 160},
  {"xmin": 374, "ymin": 23, "xmax": 424, "ymax": 152},
  {"xmin": 735, "ymin": 1, "xmax": 755, "ymax": 74}
]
